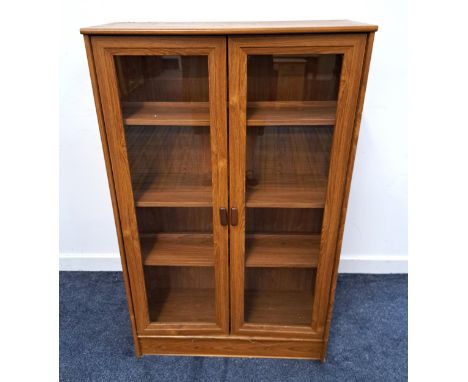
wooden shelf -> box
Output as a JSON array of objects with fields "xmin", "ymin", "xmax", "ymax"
[
  {"xmin": 245, "ymin": 234, "xmax": 320, "ymax": 268},
  {"xmin": 126, "ymin": 125, "xmax": 213, "ymax": 207},
  {"xmin": 122, "ymin": 102, "xmax": 210, "ymax": 126},
  {"xmin": 246, "ymin": 125, "xmax": 332, "ymax": 208},
  {"xmin": 245, "ymin": 290, "xmax": 313, "ymax": 326},
  {"xmin": 246, "ymin": 185, "xmax": 326, "ymax": 208},
  {"xmin": 141, "ymin": 233, "xmax": 214, "ymax": 267},
  {"xmin": 122, "ymin": 101, "xmax": 336, "ymax": 127},
  {"xmin": 247, "ymin": 101, "xmax": 336, "ymax": 126},
  {"xmin": 134, "ymin": 181, "xmax": 212, "ymax": 207},
  {"xmin": 148, "ymin": 288, "xmax": 215, "ymax": 323}
]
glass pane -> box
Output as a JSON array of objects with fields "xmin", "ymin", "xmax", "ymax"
[
  {"xmin": 124, "ymin": 125, "xmax": 212, "ymax": 207},
  {"xmin": 114, "ymin": 55, "xmax": 215, "ymax": 324},
  {"xmin": 247, "ymin": 54, "xmax": 341, "ymax": 101},
  {"xmin": 145, "ymin": 266, "xmax": 215, "ymax": 323},
  {"xmin": 244, "ymin": 54, "xmax": 342, "ymax": 327}
]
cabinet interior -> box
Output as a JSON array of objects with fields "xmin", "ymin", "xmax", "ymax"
[{"xmin": 115, "ymin": 50, "xmax": 339, "ymax": 327}]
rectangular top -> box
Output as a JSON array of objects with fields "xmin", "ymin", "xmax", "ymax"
[{"xmin": 80, "ymin": 20, "xmax": 378, "ymax": 35}]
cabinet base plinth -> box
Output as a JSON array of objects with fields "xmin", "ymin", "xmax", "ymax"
[{"xmin": 138, "ymin": 336, "xmax": 324, "ymax": 360}]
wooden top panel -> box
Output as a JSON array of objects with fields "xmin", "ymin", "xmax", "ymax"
[{"xmin": 81, "ymin": 20, "xmax": 377, "ymax": 35}]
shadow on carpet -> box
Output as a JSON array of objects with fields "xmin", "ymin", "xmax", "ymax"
[{"xmin": 60, "ymin": 272, "xmax": 407, "ymax": 381}]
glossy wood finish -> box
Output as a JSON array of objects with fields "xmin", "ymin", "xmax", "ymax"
[
  {"xmin": 141, "ymin": 269, "xmax": 221, "ymax": 334},
  {"xmin": 126, "ymin": 125, "xmax": 212, "ymax": 207},
  {"xmin": 91, "ymin": 36, "xmax": 229, "ymax": 336},
  {"xmin": 320, "ymin": 31, "xmax": 376, "ymax": 362},
  {"xmin": 136, "ymin": 207, "xmax": 213, "ymax": 233},
  {"xmin": 83, "ymin": 22, "xmax": 376, "ymax": 360},
  {"xmin": 246, "ymin": 208, "xmax": 324, "ymax": 234},
  {"xmin": 83, "ymin": 35, "xmax": 142, "ymax": 357},
  {"xmin": 245, "ymin": 290, "xmax": 313, "ymax": 326},
  {"xmin": 139, "ymin": 336, "xmax": 324, "ymax": 359},
  {"xmin": 121, "ymin": 100, "xmax": 336, "ymax": 127},
  {"xmin": 245, "ymin": 126, "xmax": 333, "ymax": 208},
  {"xmin": 123, "ymin": 102, "xmax": 209, "ymax": 126},
  {"xmin": 148, "ymin": 289, "xmax": 215, "ymax": 323},
  {"xmin": 245, "ymin": 234, "xmax": 319, "ymax": 268},
  {"xmin": 247, "ymin": 101, "xmax": 336, "ymax": 126},
  {"xmin": 310, "ymin": 37, "xmax": 366, "ymax": 340},
  {"xmin": 141, "ymin": 234, "xmax": 214, "ymax": 267},
  {"xmin": 229, "ymin": 34, "xmax": 367, "ymax": 339},
  {"xmin": 247, "ymin": 54, "xmax": 342, "ymax": 102},
  {"xmin": 144, "ymin": 266, "xmax": 215, "ymax": 324},
  {"xmin": 244, "ymin": 267, "xmax": 316, "ymax": 329},
  {"xmin": 81, "ymin": 20, "xmax": 378, "ymax": 35}
]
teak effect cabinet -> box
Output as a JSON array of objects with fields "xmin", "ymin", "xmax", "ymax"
[{"xmin": 81, "ymin": 20, "xmax": 377, "ymax": 361}]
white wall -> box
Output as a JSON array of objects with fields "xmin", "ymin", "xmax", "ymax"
[{"xmin": 59, "ymin": 0, "xmax": 407, "ymax": 272}]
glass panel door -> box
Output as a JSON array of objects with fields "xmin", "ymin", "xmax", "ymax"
[
  {"xmin": 244, "ymin": 54, "xmax": 340, "ymax": 327},
  {"xmin": 228, "ymin": 35, "xmax": 366, "ymax": 337},
  {"xmin": 93, "ymin": 37, "xmax": 228, "ymax": 335}
]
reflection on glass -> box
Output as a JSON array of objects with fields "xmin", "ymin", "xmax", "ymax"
[
  {"xmin": 244, "ymin": 54, "xmax": 342, "ymax": 327},
  {"xmin": 247, "ymin": 54, "xmax": 342, "ymax": 101},
  {"xmin": 114, "ymin": 55, "xmax": 216, "ymax": 324}
]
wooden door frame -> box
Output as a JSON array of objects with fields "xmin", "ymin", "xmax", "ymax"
[
  {"xmin": 91, "ymin": 36, "xmax": 229, "ymax": 336},
  {"xmin": 228, "ymin": 34, "xmax": 367, "ymax": 339}
]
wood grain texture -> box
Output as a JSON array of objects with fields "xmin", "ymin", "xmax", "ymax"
[
  {"xmin": 246, "ymin": 189, "xmax": 325, "ymax": 208},
  {"xmin": 246, "ymin": 125, "xmax": 332, "ymax": 208},
  {"xmin": 245, "ymin": 234, "xmax": 319, "ymax": 268},
  {"xmin": 123, "ymin": 102, "xmax": 209, "ymax": 126},
  {"xmin": 245, "ymin": 267, "xmax": 315, "ymax": 291},
  {"xmin": 207, "ymin": 38, "xmax": 230, "ymax": 334},
  {"xmin": 93, "ymin": 39, "xmax": 152, "ymax": 333},
  {"xmin": 247, "ymin": 54, "xmax": 342, "ymax": 102},
  {"xmin": 139, "ymin": 336, "xmax": 324, "ymax": 359},
  {"xmin": 91, "ymin": 35, "xmax": 229, "ymax": 336},
  {"xmin": 310, "ymin": 36, "xmax": 367, "ymax": 336},
  {"xmin": 247, "ymin": 101, "xmax": 336, "ymax": 126},
  {"xmin": 240, "ymin": 267, "xmax": 319, "ymax": 338},
  {"xmin": 116, "ymin": 55, "xmax": 208, "ymax": 103},
  {"xmin": 135, "ymin": 189, "xmax": 212, "ymax": 207},
  {"xmin": 142, "ymin": 266, "xmax": 224, "ymax": 335},
  {"xmin": 121, "ymin": 100, "xmax": 336, "ymax": 126},
  {"xmin": 245, "ymin": 290, "xmax": 313, "ymax": 326},
  {"xmin": 320, "ymin": 32, "xmax": 376, "ymax": 362},
  {"xmin": 229, "ymin": 34, "xmax": 367, "ymax": 341},
  {"xmin": 246, "ymin": 208, "xmax": 324, "ymax": 234},
  {"xmin": 141, "ymin": 233, "xmax": 214, "ymax": 266},
  {"xmin": 84, "ymin": 26, "xmax": 376, "ymax": 359},
  {"xmin": 83, "ymin": 35, "xmax": 142, "ymax": 357},
  {"xmin": 81, "ymin": 20, "xmax": 378, "ymax": 35},
  {"xmin": 125, "ymin": 125, "xmax": 212, "ymax": 207},
  {"xmin": 228, "ymin": 36, "xmax": 248, "ymax": 334},
  {"xmin": 148, "ymin": 288, "xmax": 215, "ymax": 323},
  {"xmin": 136, "ymin": 207, "xmax": 213, "ymax": 233}
]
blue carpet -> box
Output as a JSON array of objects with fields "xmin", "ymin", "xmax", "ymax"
[{"xmin": 59, "ymin": 272, "xmax": 407, "ymax": 381}]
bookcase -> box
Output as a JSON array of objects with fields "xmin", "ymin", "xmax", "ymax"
[{"xmin": 82, "ymin": 20, "xmax": 377, "ymax": 361}]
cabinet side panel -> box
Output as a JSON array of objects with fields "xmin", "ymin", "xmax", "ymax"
[
  {"xmin": 321, "ymin": 32, "xmax": 375, "ymax": 362},
  {"xmin": 83, "ymin": 35, "xmax": 141, "ymax": 356},
  {"xmin": 311, "ymin": 35, "xmax": 366, "ymax": 337}
]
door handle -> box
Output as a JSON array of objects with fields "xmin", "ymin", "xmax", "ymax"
[
  {"xmin": 230, "ymin": 208, "xmax": 238, "ymax": 226},
  {"xmin": 219, "ymin": 208, "xmax": 228, "ymax": 226}
]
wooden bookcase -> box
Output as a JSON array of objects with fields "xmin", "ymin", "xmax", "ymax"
[{"xmin": 81, "ymin": 20, "xmax": 377, "ymax": 361}]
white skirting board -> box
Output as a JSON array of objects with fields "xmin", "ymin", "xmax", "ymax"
[{"xmin": 59, "ymin": 253, "xmax": 408, "ymax": 274}]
